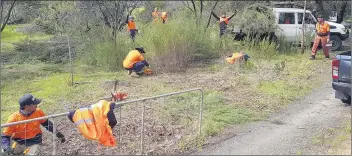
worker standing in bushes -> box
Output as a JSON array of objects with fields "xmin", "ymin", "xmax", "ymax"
[
  {"xmin": 123, "ymin": 47, "xmax": 150, "ymax": 78},
  {"xmin": 126, "ymin": 15, "xmax": 138, "ymax": 42},
  {"xmin": 211, "ymin": 11, "xmax": 236, "ymax": 37},
  {"xmin": 310, "ymin": 14, "xmax": 330, "ymax": 60},
  {"xmin": 161, "ymin": 12, "xmax": 168, "ymax": 24},
  {"xmin": 152, "ymin": 8, "xmax": 160, "ymax": 23},
  {"xmin": 1, "ymin": 94, "xmax": 66, "ymax": 155}
]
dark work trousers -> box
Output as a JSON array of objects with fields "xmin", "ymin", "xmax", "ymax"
[
  {"xmin": 126, "ymin": 61, "xmax": 146, "ymax": 73},
  {"xmin": 220, "ymin": 29, "xmax": 226, "ymax": 37},
  {"xmin": 130, "ymin": 29, "xmax": 136, "ymax": 42}
]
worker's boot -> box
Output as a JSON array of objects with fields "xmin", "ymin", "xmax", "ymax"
[
  {"xmin": 130, "ymin": 72, "xmax": 139, "ymax": 78},
  {"xmin": 309, "ymin": 55, "xmax": 315, "ymax": 60},
  {"xmin": 127, "ymin": 70, "xmax": 132, "ymax": 75},
  {"xmin": 325, "ymin": 55, "xmax": 331, "ymax": 60}
]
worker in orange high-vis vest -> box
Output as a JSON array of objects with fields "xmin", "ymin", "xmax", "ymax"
[
  {"xmin": 126, "ymin": 15, "xmax": 138, "ymax": 42},
  {"xmin": 123, "ymin": 47, "xmax": 150, "ymax": 78},
  {"xmin": 1, "ymin": 94, "xmax": 65, "ymax": 155},
  {"xmin": 310, "ymin": 14, "xmax": 330, "ymax": 60},
  {"xmin": 211, "ymin": 11, "xmax": 236, "ymax": 37},
  {"xmin": 226, "ymin": 52, "xmax": 250, "ymax": 65},
  {"xmin": 67, "ymin": 100, "xmax": 117, "ymax": 147},
  {"xmin": 161, "ymin": 12, "xmax": 167, "ymax": 24},
  {"xmin": 152, "ymin": 8, "xmax": 160, "ymax": 23}
]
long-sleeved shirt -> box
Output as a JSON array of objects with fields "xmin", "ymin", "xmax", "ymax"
[
  {"xmin": 2, "ymin": 109, "xmax": 55, "ymax": 150},
  {"xmin": 211, "ymin": 12, "xmax": 236, "ymax": 30}
]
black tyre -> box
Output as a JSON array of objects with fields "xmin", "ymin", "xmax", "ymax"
[
  {"xmin": 329, "ymin": 35, "xmax": 342, "ymax": 51},
  {"xmin": 341, "ymin": 96, "xmax": 351, "ymax": 105}
]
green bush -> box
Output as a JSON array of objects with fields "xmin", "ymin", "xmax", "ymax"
[
  {"xmin": 33, "ymin": 18, "xmax": 56, "ymax": 34},
  {"xmin": 238, "ymin": 4, "xmax": 277, "ymax": 38},
  {"xmin": 136, "ymin": 14, "xmax": 222, "ymax": 72},
  {"xmin": 78, "ymin": 33, "xmax": 134, "ymax": 71},
  {"xmin": 12, "ymin": 37, "xmax": 69, "ymax": 63}
]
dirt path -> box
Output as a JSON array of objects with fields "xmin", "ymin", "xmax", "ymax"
[{"xmin": 193, "ymin": 83, "xmax": 351, "ymax": 155}]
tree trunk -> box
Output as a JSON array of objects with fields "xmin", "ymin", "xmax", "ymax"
[
  {"xmin": 301, "ymin": 0, "xmax": 307, "ymax": 54},
  {"xmin": 314, "ymin": 0, "xmax": 325, "ymax": 18},
  {"xmin": 191, "ymin": 0, "xmax": 197, "ymax": 18},
  {"xmin": 336, "ymin": 2, "xmax": 347, "ymax": 23},
  {"xmin": 1, "ymin": 0, "xmax": 16, "ymax": 32},
  {"xmin": 206, "ymin": 1, "xmax": 218, "ymax": 28},
  {"xmin": 200, "ymin": 0, "xmax": 203, "ymax": 16}
]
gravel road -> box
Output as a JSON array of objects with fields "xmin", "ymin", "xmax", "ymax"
[{"xmin": 194, "ymin": 83, "xmax": 351, "ymax": 155}]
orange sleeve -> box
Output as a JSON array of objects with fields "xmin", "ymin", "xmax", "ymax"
[
  {"xmin": 36, "ymin": 109, "xmax": 47, "ymax": 124},
  {"xmin": 2, "ymin": 115, "xmax": 17, "ymax": 136},
  {"xmin": 326, "ymin": 23, "xmax": 330, "ymax": 32},
  {"xmin": 139, "ymin": 53, "xmax": 145, "ymax": 61}
]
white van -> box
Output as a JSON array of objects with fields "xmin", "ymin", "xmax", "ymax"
[{"xmin": 234, "ymin": 8, "xmax": 350, "ymax": 51}]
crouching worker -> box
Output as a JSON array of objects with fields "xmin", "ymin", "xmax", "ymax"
[
  {"xmin": 226, "ymin": 52, "xmax": 250, "ymax": 65},
  {"xmin": 67, "ymin": 100, "xmax": 117, "ymax": 147},
  {"xmin": 123, "ymin": 47, "xmax": 151, "ymax": 78},
  {"xmin": 1, "ymin": 94, "xmax": 65, "ymax": 155}
]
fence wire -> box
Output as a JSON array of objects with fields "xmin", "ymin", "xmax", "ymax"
[{"xmin": 1, "ymin": 88, "xmax": 203, "ymax": 155}]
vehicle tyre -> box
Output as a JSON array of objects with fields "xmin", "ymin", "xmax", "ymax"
[
  {"xmin": 329, "ymin": 35, "xmax": 342, "ymax": 51},
  {"xmin": 341, "ymin": 96, "xmax": 351, "ymax": 105}
]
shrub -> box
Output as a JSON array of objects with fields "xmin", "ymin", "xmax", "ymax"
[
  {"xmin": 136, "ymin": 14, "xmax": 221, "ymax": 72},
  {"xmin": 238, "ymin": 4, "xmax": 277, "ymax": 38},
  {"xmin": 78, "ymin": 32, "xmax": 134, "ymax": 71},
  {"xmin": 13, "ymin": 36, "xmax": 70, "ymax": 63}
]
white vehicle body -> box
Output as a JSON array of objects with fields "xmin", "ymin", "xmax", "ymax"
[{"xmin": 234, "ymin": 8, "xmax": 349, "ymax": 51}]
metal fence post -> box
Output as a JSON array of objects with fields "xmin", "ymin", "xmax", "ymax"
[
  {"xmin": 140, "ymin": 102, "xmax": 145, "ymax": 155},
  {"xmin": 119, "ymin": 106, "xmax": 122, "ymax": 150},
  {"xmin": 67, "ymin": 35, "xmax": 74, "ymax": 86},
  {"xmin": 52, "ymin": 117, "xmax": 56, "ymax": 155},
  {"xmin": 198, "ymin": 90, "xmax": 204, "ymax": 135}
]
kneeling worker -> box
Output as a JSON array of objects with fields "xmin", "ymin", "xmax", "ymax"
[
  {"xmin": 226, "ymin": 51, "xmax": 250, "ymax": 65},
  {"xmin": 123, "ymin": 47, "xmax": 150, "ymax": 77},
  {"xmin": 1, "ymin": 94, "xmax": 65, "ymax": 155}
]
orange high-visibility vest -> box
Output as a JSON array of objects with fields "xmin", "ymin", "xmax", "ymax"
[
  {"xmin": 220, "ymin": 17, "xmax": 229, "ymax": 25},
  {"xmin": 161, "ymin": 12, "xmax": 167, "ymax": 20},
  {"xmin": 316, "ymin": 21, "xmax": 330, "ymax": 34},
  {"xmin": 226, "ymin": 52, "xmax": 244, "ymax": 64},
  {"xmin": 152, "ymin": 11, "xmax": 159, "ymax": 18},
  {"xmin": 123, "ymin": 50, "xmax": 145, "ymax": 69},
  {"xmin": 127, "ymin": 20, "xmax": 136, "ymax": 31},
  {"xmin": 152, "ymin": 11, "xmax": 160, "ymax": 23},
  {"xmin": 72, "ymin": 100, "xmax": 116, "ymax": 147}
]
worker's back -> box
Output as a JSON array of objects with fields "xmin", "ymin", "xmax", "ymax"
[{"xmin": 123, "ymin": 50, "xmax": 145, "ymax": 68}]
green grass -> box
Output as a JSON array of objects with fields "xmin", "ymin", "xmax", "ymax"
[
  {"xmin": 312, "ymin": 121, "xmax": 351, "ymax": 155},
  {"xmin": 1, "ymin": 24, "xmax": 54, "ymax": 53},
  {"xmin": 1, "ymin": 25, "xmax": 28, "ymax": 43},
  {"xmin": 1, "ymin": 71, "xmax": 125, "ymax": 123},
  {"xmin": 0, "ymin": 18, "xmax": 334, "ymax": 154}
]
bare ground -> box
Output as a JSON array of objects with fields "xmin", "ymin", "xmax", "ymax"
[
  {"xmin": 193, "ymin": 83, "xmax": 351, "ymax": 155},
  {"xmin": 37, "ymin": 55, "xmax": 334, "ymax": 155}
]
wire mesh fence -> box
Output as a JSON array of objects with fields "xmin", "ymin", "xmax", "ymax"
[{"xmin": 1, "ymin": 88, "xmax": 203, "ymax": 155}]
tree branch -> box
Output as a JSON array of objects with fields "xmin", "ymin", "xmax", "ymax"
[
  {"xmin": 206, "ymin": 0, "xmax": 218, "ymax": 28},
  {"xmin": 336, "ymin": 1, "xmax": 347, "ymax": 23},
  {"xmin": 1, "ymin": 0, "xmax": 16, "ymax": 32},
  {"xmin": 97, "ymin": 2, "xmax": 111, "ymax": 28},
  {"xmin": 182, "ymin": 1, "xmax": 194, "ymax": 13},
  {"xmin": 0, "ymin": 1, "xmax": 4, "ymax": 23},
  {"xmin": 191, "ymin": 0, "xmax": 197, "ymax": 18}
]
